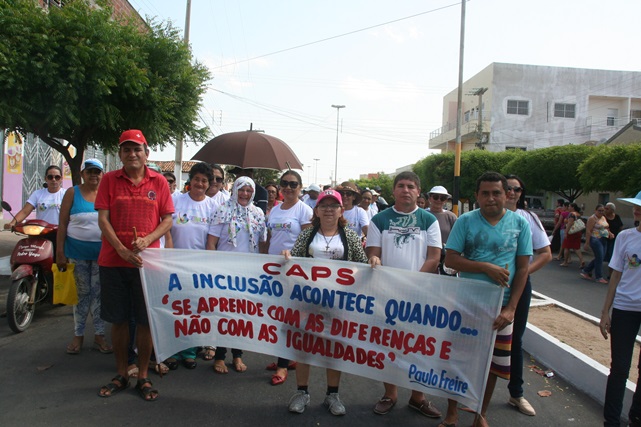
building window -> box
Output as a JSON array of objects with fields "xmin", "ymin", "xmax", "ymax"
[
  {"xmin": 631, "ymin": 110, "xmax": 641, "ymax": 119},
  {"xmin": 505, "ymin": 146, "xmax": 527, "ymax": 151},
  {"xmin": 507, "ymin": 100, "xmax": 529, "ymax": 115},
  {"xmin": 554, "ymin": 103, "xmax": 576, "ymax": 118},
  {"xmin": 464, "ymin": 110, "xmax": 470, "ymax": 123}
]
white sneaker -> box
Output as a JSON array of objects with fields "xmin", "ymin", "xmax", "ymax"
[
  {"xmin": 324, "ymin": 392, "xmax": 346, "ymax": 415},
  {"xmin": 508, "ymin": 396, "xmax": 536, "ymax": 416},
  {"xmin": 288, "ymin": 391, "xmax": 310, "ymax": 413}
]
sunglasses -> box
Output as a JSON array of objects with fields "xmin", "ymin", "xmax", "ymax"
[
  {"xmin": 431, "ymin": 194, "xmax": 448, "ymax": 201},
  {"xmin": 338, "ymin": 191, "xmax": 354, "ymax": 197},
  {"xmin": 507, "ymin": 186, "xmax": 523, "ymax": 193},
  {"xmin": 213, "ymin": 177, "xmax": 224, "ymax": 183},
  {"xmin": 166, "ymin": 179, "xmax": 175, "ymax": 184},
  {"xmin": 47, "ymin": 174, "xmax": 62, "ymax": 181},
  {"xmin": 280, "ymin": 180, "xmax": 300, "ymax": 189}
]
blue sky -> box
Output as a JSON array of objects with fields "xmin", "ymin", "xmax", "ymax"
[{"xmin": 129, "ymin": 0, "xmax": 639, "ymax": 186}]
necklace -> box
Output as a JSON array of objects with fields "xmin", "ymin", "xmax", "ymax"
[{"xmin": 320, "ymin": 229, "xmax": 338, "ymax": 253}]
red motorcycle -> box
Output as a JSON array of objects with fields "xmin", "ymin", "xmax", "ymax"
[{"xmin": 2, "ymin": 201, "xmax": 57, "ymax": 333}]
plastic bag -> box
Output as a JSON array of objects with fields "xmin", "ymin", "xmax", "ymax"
[{"xmin": 53, "ymin": 264, "xmax": 78, "ymax": 305}]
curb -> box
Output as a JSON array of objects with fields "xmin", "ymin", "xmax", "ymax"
[{"xmin": 524, "ymin": 292, "xmax": 635, "ymax": 421}]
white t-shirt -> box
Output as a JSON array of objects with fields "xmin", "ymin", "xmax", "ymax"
[
  {"xmin": 304, "ymin": 197, "xmax": 317, "ymax": 209},
  {"xmin": 26, "ymin": 188, "xmax": 66, "ymax": 225},
  {"xmin": 170, "ymin": 193, "xmax": 220, "ymax": 250},
  {"xmin": 267, "ymin": 201, "xmax": 313, "ymax": 255},
  {"xmin": 209, "ymin": 190, "xmax": 229, "ymax": 205},
  {"xmin": 309, "ymin": 232, "xmax": 344, "ymax": 260},
  {"xmin": 610, "ymin": 228, "xmax": 641, "ymax": 312},
  {"xmin": 367, "ymin": 206, "xmax": 441, "ymax": 271},
  {"xmin": 342, "ymin": 206, "xmax": 369, "ymax": 237},
  {"xmin": 516, "ymin": 209, "xmax": 550, "ymax": 251}
]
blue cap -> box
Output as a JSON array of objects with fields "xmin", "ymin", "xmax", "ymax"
[{"xmin": 81, "ymin": 158, "xmax": 104, "ymax": 172}]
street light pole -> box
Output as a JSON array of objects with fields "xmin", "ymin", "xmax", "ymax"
[
  {"xmin": 174, "ymin": 0, "xmax": 192, "ymax": 190},
  {"xmin": 331, "ymin": 105, "xmax": 345, "ymax": 186},
  {"xmin": 313, "ymin": 158, "xmax": 320, "ymax": 184}
]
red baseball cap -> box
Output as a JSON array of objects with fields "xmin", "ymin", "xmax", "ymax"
[
  {"xmin": 316, "ymin": 189, "xmax": 343, "ymax": 206},
  {"xmin": 119, "ymin": 129, "xmax": 147, "ymax": 145}
]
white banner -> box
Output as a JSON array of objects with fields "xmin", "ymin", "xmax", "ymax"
[{"xmin": 140, "ymin": 248, "xmax": 503, "ymax": 412}]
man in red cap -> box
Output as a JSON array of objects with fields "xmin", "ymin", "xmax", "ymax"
[{"xmin": 95, "ymin": 129, "xmax": 174, "ymax": 402}]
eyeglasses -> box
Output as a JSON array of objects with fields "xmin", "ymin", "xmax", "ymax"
[
  {"xmin": 507, "ymin": 186, "xmax": 523, "ymax": 193},
  {"xmin": 430, "ymin": 194, "xmax": 448, "ymax": 201},
  {"xmin": 318, "ymin": 204, "xmax": 341, "ymax": 211},
  {"xmin": 213, "ymin": 176, "xmax": 224, "ymax": 183},
  {"xmin": 280, "ymin": 180, "xmax": 300, "ymax": 189},
  {"xmin": 267, "ymin": 190, "xmax": 277, "ymax": 194},
  {"xmin": 47, "ymin": 174, "xmax": 62, "ymax": 181},
  {"xmin": 338, "ymin": 191, "xmax": 354, "ymax": 197},
  {"xmin": 166, "ymin": 179, "xmax": 175, "ymax": 184}
]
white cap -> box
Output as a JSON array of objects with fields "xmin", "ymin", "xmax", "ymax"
[
  {"xmin": 618, "ymin": 191, "xmax": 641, "ymax": 207},
  {"xmin": 307, "ymin": 184, "xmax": 321, "ymax": 192},
  {"xmin": 428, "ymin": 185, "xmax": 451, "ymax": 197}
]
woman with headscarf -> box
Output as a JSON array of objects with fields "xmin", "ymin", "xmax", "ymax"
[
  {"xmin": 206, "ymin": 176, "xmax": 267, "ymax": 373},
  {"xmin": 283, "ymin": 189, "xmax": 367, "ymax": 416}
]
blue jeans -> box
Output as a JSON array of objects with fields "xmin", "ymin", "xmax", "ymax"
[
  {"xmin": 70, "ymin": 259, "xmax": 105, "ymax": 336},
  {"xmin": 604, "ymin": 309, "xmax": 641, "ymax": 426},
  {"xmin": 508, "ymin": 276, "xmax": 532, "ymax": 398},
  {"xmin": 583, "ymin": 236, "xmax": 607, "ymax": 280}
]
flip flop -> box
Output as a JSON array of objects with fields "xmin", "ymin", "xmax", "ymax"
[
  {"xmin": 214, "ymin": 360, "xmax": 228, "ymax": 374},
  {"xmin": 93, "ymin": 341, "xmax": 113, "ymax": 354},
  {"xmin": 66, "ymin": 337, "xmax": 83, "ymax": 354},
  {"xmin": 127, "ymin": 364, "xmax": 139, "ymax": 379},
  {"xmin": 233, "ymin": 357, "xmax": 247, "ymax": 373}
]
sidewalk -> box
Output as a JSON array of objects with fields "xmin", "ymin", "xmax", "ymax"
[{"xmin": 0, "ymin": 231, "xmax": 606, "ymax": 426}]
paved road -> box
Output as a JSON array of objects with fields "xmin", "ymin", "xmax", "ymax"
[{"xmin": 0, "ymin": 231, "xmax": 606, "ymax": 426}]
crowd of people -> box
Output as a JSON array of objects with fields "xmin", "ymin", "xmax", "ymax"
[{"xmin": 8, "ymin": 128, "xmax": 641, "ymax": 426}]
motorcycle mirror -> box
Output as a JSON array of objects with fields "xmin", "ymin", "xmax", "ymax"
[{"xmin": 1, "ymin": 201, "xmax": 12, "ymax": 212}]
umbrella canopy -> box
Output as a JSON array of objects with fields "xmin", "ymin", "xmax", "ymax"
[{"xmin": 191, "ymin": 131, "xmax": 303, "ymax": 170}]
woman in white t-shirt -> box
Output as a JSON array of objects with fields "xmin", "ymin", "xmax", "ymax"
[
  {"xmin": 263, "ymin": 171, "xmax": 313, "ymax": 385},
  {"xmin": 207, "ymin": 176, "xmax": 267, "ymax": 374},
  {"xmin": 601, "ymin": 191, "xmax": 641, "ymax": 427},
  {"xmin": 6, "ymin": 165, "xmax": 66, "ymax": 228},
  {"xmin": 164, "ymin": 163, "xmax": 219, "ymax": 371},
  {"xmin": 336, "ymin": 181, "xmax": 369, "ymax": 240}
]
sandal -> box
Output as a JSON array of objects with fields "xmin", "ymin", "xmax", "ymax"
[
  {"xmin": 151, "ymin": 361, "xmax": 168, "ymax": 376},
  {"xmin": 127, "ymin": 364, "xmax": 139, "ymax": 379},
  {"xmin": 136, "ymin": 377, "xmax": 158, "ymax": 402},
  {"xmin": 202, "ymin": 346, "xmax": 216, "ymax": 361},
  {"xmin": 233, "ymin": 357, "xmax": 247, "ymax": 373},
  {"xmin": 164, "ymin": 358, "xmax": 179, "ymax": 370},
  {"xmin": 66, "ymin": 336, "xmax": 83, "ymax": 354},
  {"xmin": 214, "ymin": 360, "xmax": 228, "ymax": 374},
  {"xmin": 93, "ymin": 339, "xmax": 113, "ymax": 354},
  {"xmin": 98, "ymin": 375, "xmax": 129, "ymax": 398},
  {"xmin": 265, "ymin": 361, "xmax": 297, "ymax": 371}
]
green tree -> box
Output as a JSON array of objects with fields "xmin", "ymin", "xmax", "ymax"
[
  {"xmin": 0, "ymin": 0, "xmax": 210, "ymax": 183},
  {"xmin": 354, "ymin": 174, "xmax": 394, "ymax": 204},
  {"xmin": 578, "ymin": 144, "xmax": 641, "ymax": 196},
  {"xmin": 503, "ymin": 145, "xmax": 595, "ymax": 202}
]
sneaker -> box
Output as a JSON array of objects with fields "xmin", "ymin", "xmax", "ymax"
[
  {"xmin": 324, "ymin": 392, "xmax": 346, "ymax": 416},
  {"xmin": 508, "ymin": 396, "xmax": 536, "ymax": 416},
  {"xmin": 288, "ymin": 390, "xmax": 310, "ymax": 413}
]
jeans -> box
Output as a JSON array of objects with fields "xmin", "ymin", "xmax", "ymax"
[
  {"xmin": 583, "ymin": 236, "xmax": 607, "ymax": 280},
  {"xmin": 508, "ymin": 276, "xmax": 532, "ymax": 398},
  {"xmin": 604, "ymin": 309, "xmax": 641, "ymax": 426},
  {"xmin": 70, "ymin": 259, "xmax": 105, "ymax": 336}
]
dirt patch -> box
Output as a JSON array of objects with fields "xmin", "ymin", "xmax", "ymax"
[{"xmin": 528, "ymin": 305, "xmax": 639, "ymax": 384}]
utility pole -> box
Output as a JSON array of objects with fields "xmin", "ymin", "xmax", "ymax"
[
  {"xmin": 313, "ymin": 158, "xmax": 320, "ymax": 184},
  {"xmin": 331, "ymin": 105, "xmax": 345, "ymax": 186},
  {"xmin": 174, "ymin": 0, "xmax": 191, "ymax": 190},
  {"xmin": 470, "ymin": 87, "xmax": 488, "ymax": 148},
  {"xmin": 452, "ymin": 0, "xmax": 466, "ymax": 216}
]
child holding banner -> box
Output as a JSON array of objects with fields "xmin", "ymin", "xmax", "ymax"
[{"xmin": 283, "ymin": 189, "xmax": 367, "ymax": 416}]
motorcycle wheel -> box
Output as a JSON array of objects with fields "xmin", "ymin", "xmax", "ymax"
[{"xmin": 6, "ymin": 277, "xmax": 35, "ymax": 333}]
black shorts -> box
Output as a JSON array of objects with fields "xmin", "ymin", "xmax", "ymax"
[{"xmin": 100, "ymin": 266, "xmax": 149, "ymax": 325}]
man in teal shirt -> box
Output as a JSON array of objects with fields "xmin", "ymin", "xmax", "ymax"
[{"xmin": 443, "ymin": 171, "xmax": 532, "ymax": 427}]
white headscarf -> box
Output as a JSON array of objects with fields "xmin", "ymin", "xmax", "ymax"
[{"xmin": 212, "ymin": 176, "xmax": 265, "ymax": 251}]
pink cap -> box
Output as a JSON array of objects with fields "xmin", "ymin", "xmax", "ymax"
[
  {"xmin": 316, "ymin": 189, "xmax": 343, "ymax": 206},
  {"xmin": 119, "ymin": 129, "xmax": 147, "ymax": 145}
]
